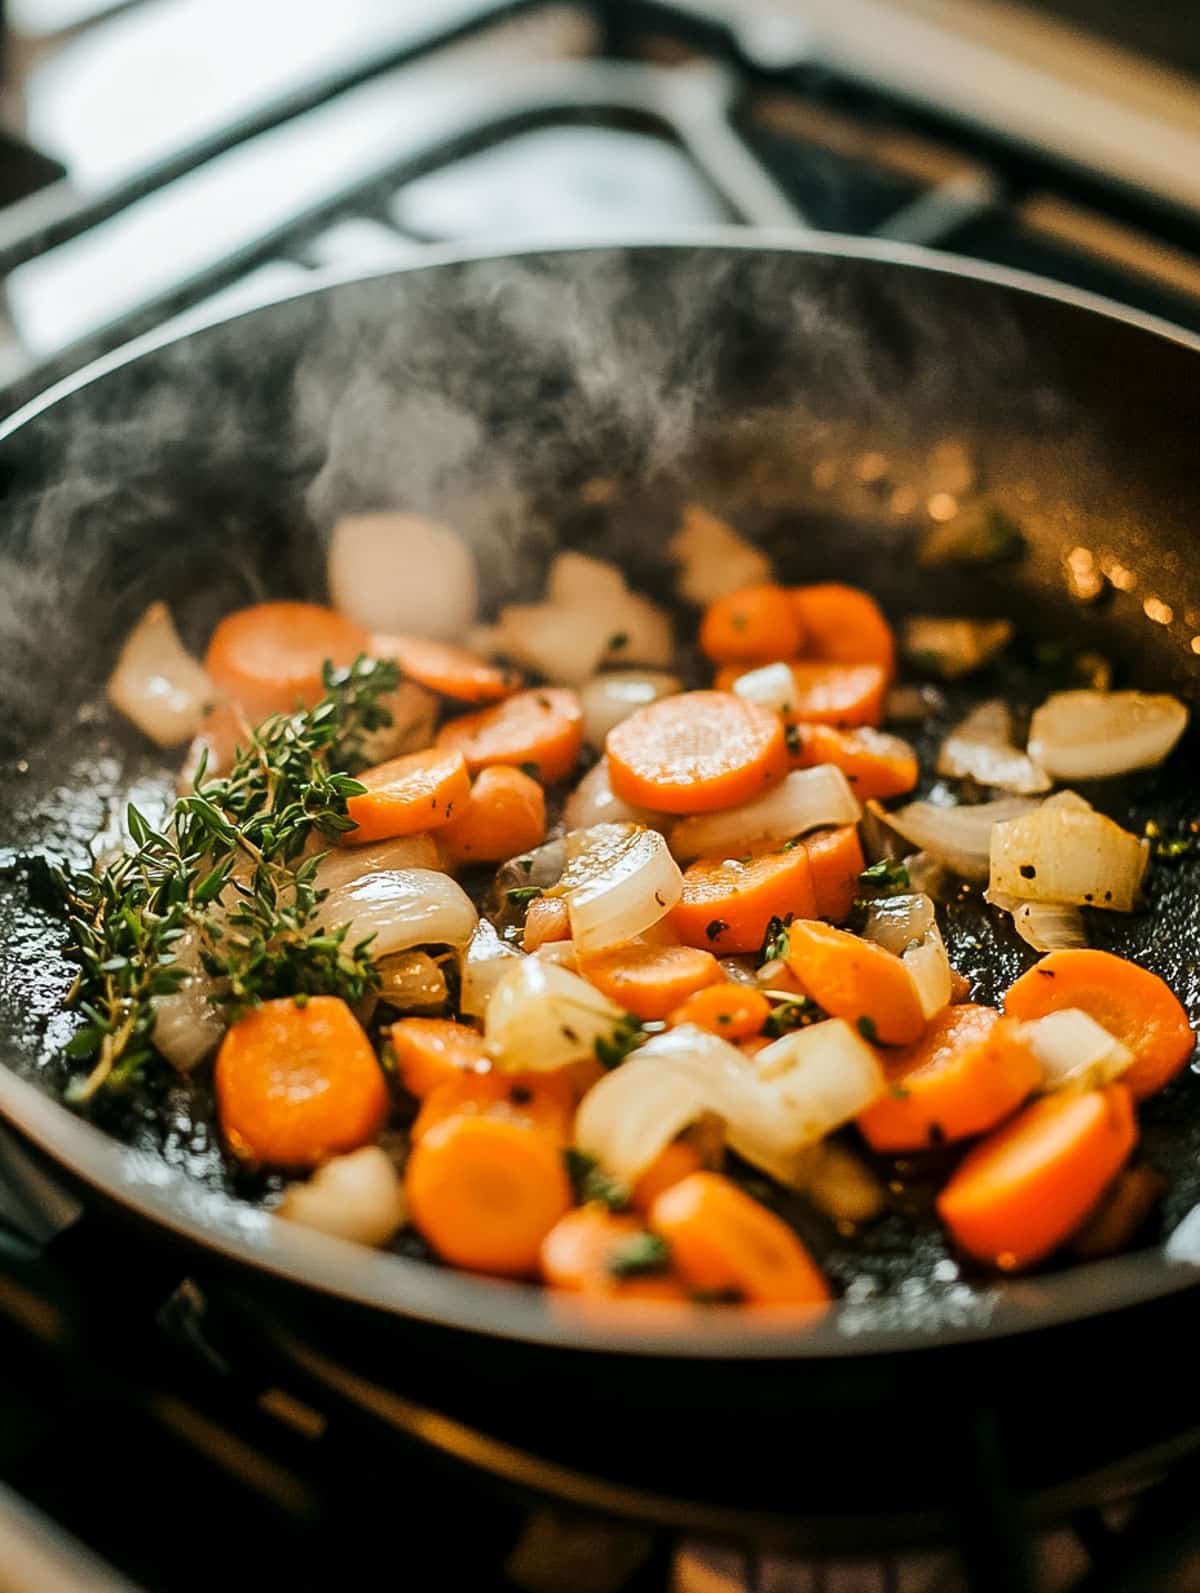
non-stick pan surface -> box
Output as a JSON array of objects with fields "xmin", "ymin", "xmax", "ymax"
[{"xmin": 2, "ymin": 233, "xmax": 1200, "ymax": 1358}]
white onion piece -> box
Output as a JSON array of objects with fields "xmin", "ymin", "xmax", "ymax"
[
  {"xmin": 1012, "ymin": 1009, "xmax": 1133, "ymax": 1090},
  {"xmin": 903, "ymin": 617, "xmax": 1013, "ymax": 679},
  {"xmin": 485, "ymin": 958, "xmax": 625, "ymax": 1072},
  {"xmin": 313, "ymin": 834, "xmax": 442, "ymax": 893},
  {"xmin": 355, "ymin": 681, "xmax": 438, "ymax": 766},
  {"xmin": 531, "ymin": 939, "xmax": 580, "ymax": 971},
  {"xmin": 669, "ymin": 767, "xmax": 861, "ymax": 862},
  {"xmin": 563, "ymin": 759, "xmax": 659, "ymax": 831},
  {"xmin": 150, "ymin": 929, "xmax": 225, "ymax": 1071},
  {"xmin": 314, "ymin": 868, "xmax": 477, "ymax": 960},
  {"xmin": 859, "ymin": 893, "xmax": 937, "ymax": 954},
  {"xmin": 574, "ymin": 1035, "xmax": 719, "ymax": 1185},
  {"xmin": 790, "ymin": 1140, "xmax": 887, "ymax": 1224},
  {"xmin": 494, "ymin": 601, "xmax": 614, "ymax": 686},
  {"xmin": 903, "ymin": 923, "xmax": 953, "ymax": 1021},
  {"xmin": 752, "ymin": 1022, "xmax": 885, "ymax": 1137},
  {"xmin": 989, "ymin": 806, "xmax": 1148, "ymax": 911},
  {"xmin": 1028, "ymin": 690, "xmax": 1188, "ymax": 780},
  {"xmin": 277, "ymin": 1147, "xmax": 407, "ymax": 1248},
  {"xmin": 986, "ymin": 889, "xmax": 1087, "ymax": 953},
  {"xmin": 557, "ymin": 823, "xmax": 682, "ymax": 951},
  {"xmin": 377, "ymin": 950, "xmax": 449, "ymax": 1010},
  {"xmin": 328, "ymin": 512, "xmax": 478, "ymax": 640},
  {"xmin": 883, "ymin": 796, "xmax": 1041, "ymax": 882},
  {"xmin": 904, "ymin": 850, "xmax": 954, "ymax": 901},
  {"xmin": 459, "ymin": 918, "xmax": 522, "ymax": 1018},
  {"xmin": 731, "ymin": 661, "xmax": 796, "ymax": 715},
  {"xmin": 107, "ymin": 601, "xmax": 215, "ymax": 748},
  {"xmin": 937, "ymin": 700, "xmax": 1051, "ymax": 794},
  {"xmin": 719, "ymin": 957, "xmax": 758, "ymax": 987},
  {"xmin": 579, "ymin": 670, "xmax": 681, "ymax": 748},
  {"xmin": 547, "ymin": 551, "xmax": 631, "ymax": 608},
  {"xmin": 669, "ymin": 504, "xmax": 773, "ymax": 604}
]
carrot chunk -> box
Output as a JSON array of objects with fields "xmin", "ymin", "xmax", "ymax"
[
  {"xmin": 649, "ymin": 1172, "xmax": 829, "ymax": 1306},
  {"xmin": 371, "ymin": 632, "xmax": 518, "ymax": 703},
  {"xmin": 789, "ymin": 723, "xmax": 917, "ymax": 799},
  {"xmin": 785, "ymin": 920, "xmax": 925, "ymax": 1045},
  {"xmin": 439, "ymin": 765, "xmax": 546, "ymax": 866},
  {"xmin": 436, "ymin": 687, "xmax": 583, "ymax": 784},
  {"xmin": 578, "ymin": 937, "xmax": 722, "ymax": 1021},
  {"xmin": 540, "ymin": 1205, "xmax": 688, "ymax": 1299},
  {"xmin": 667, "ymin": 981, "xmax": 771, "ymax": 1041},
  {"xmin": 671, "ymin": 848, "xmax": 817, "ymax": 956},
  {"xmin": 390, "ymin": 1017, "xmax": 487, "ymax": 1099},
  {"xmin": 204, "ymin": 601, "xmax": 370, "ymax": 721},
  {"xmin": 630, "ymin": 1139, "xmax": 707, "ymax": 1213},
  {"xmin": 412, "ymin": 1068, "xmax": 574, "ymax": 1146},
  {"xmin": 344, "ymin": 746, "xmax": 470, "ymax": 843},
  {"xmin": 699, "ymin": 584, "xmax": 804, "ymax": 666},
  {"xmin": 522, "ymin": 895, "xmax": 571, "ymax": 952},
  {"xmin": 1004, "ymin": 949, "xmax": 1194, "ymax": 1100},
  {"xmin": 936, "ymin": 1085, "xmax": 1137, "ymax": 1269},
  {"xmin": 788, "ymin": 583, "xmax": 895, "ymax": 676},
  {"xmin": 804, "ymin": 825, "xmax": 865, "ymax": 923},
  {"xmin": 406, "ymin": 1115, "xmax": 572, "ymax": 1277},
  {"xmin": 215, "ymin": 995, "xmax": 388, "ymax": 1168},
  {"xmin": 713, "ymin": 662, "xmax": 886, "ymax": 727},
  {"xmin": 857, "ymin": 1004, "xmax": 1038, "ymax": 1152},
  {"xmin": 606, "ymin": 690, "xmax": 788, "ymax": 814}
]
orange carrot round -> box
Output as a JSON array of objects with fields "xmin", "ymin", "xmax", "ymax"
[
  {"xmin": 439, "ymin": 765, "xmax": 546, "ymax": 866},
  {"xmin": 436, "ymin": 687, "xmax": 583, "ymax": 784},
  {"xmin": 789, "ymin": 583, "xmax": 895, "ymax": 676},
  {"xmin": 578, "ymin": 937, "xmax": 722, "ymax": 1021},
  {"xmin": 344, "ymin": 746, "xmax": 470, "ymax": 843},
  {"xmin": 667, "ymin": 981, "xmax": 771, "ymax": 1041},
  {"xmin": 804, "ymin": 825, "xmax": 866, "ymax": 923},
  {"xmin": 630, "ymin": 1139, "xmax": 706, "ymax": 1213},
  {"xmin": 789, "ymin": 723, "xmax": 917, "ymax": 799},
  {"xmin": 204, "ymin": 602, "xmax": 370, "ymax": 722},
  {"xmin": 649, "ymin": 1172, "xmax": 829, "ymax": 1306},
  {"xmin": 406, "ymin": 1114, "xmax": 572, "ymax": 1277},
  {"xmin": 390, "ymin": 1017, "xmax": 487, "ymax": 1099},
  {"xmin": 372, "ymin": 632, "xmax": 518, "ymax": 703},
  {"xmin": 672, "ymin": 847, "xmax": 817, "ymax": 956},
  {"xmin": 540, "ymin": 1205, "xmax": 688, "ymax": 1299},
  {"xmin": 412, "ymin": 1068, "xmax": 574, "ymax": 1145},
  {"xmin": 857, "ymin": 1004, "xmax": 1038, "ymax": 1152},
  {"xmin": 699, "ymin": 584, "xmax": 804, "ymax": 666},
  {"xmin": 1004, "ymin": 949, "xmax": 1195, "ymax": 1101},
  {"xmin": 786, "ymin": 920, "xmax": 925, "ymax": 1045},
  {"xmin": 711, "ymin": 661, "xmax": 887, "ymax": 728},
  {"xmin": 215, "ymin": 995, "xmax": 388, "ymax": 1168},
  {"xmin": 522, "ymin": 895, "xmax": 571, "ymax": 952},
  {"xmin": 936, "ymin": 1085, "xmax": 1137, "ymax": 1269},
  {"xmin": 606, "ymin": 690, "xmax": 788, "ymax": 815}
]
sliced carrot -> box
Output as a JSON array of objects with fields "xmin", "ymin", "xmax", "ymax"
[
  {"xmin": 667, "ymin": 982, "xmax": 771, "ymax": 1041},
  {"xmin": 215, "ymin": 995, "xmax": 387, "ymax": 1168},
  {"xmin": 712, "ymin": 662, "xmax": 886, "ymax": 728},
  {"xmin": 857, "ymin": 1004, "xmax": 1038, "ymax": 1152},
  {"xmin": 371, "ymin": 632, "xmax": 518, "ymax": 704},
  {"xmin": 204, "ymin": 601, "xmax": 371, "ymax": 722},
  {"xmin": 436, "ymin": 687, "xmax": 583, "ymax": 784},
  {"xmin": 699, "ymin": 584, "xmax": 804, "ymax": 666},
  {"xmin": 439, "ymin": 765, "xmax": 546, "ymax": 866},
  {"xmin": 606, "ymin": 690, "xmax": 788, "ymax": 815},
  {"xmin": 412, "ymin": 1068, "xmax": 574, "ymax": 1146},
  {"xmin": 936, "ymin": 1085, "xmax": 1137, "ymax": 1269},
  {"xmin": 671, "ymin": 848, "xmax": 817, "ymax": 956},
  {"xmin": 522, "ymin": 895, "xmax": 571, "ymax": 952},
  {"xmin": 539, "ymin": 1206, "xmax": 688, "ymax": 1300},
  {"xmin": 789, "ymin": 723, "xmax": 917, "ymax": 800},
  {"xmin": 649, "ymin": 1172, "xmax": 829, "ymax": 1307},
  {"xmin": 785, "ymin": 920, "xmax": 925, "ymax": 1045},
  {"xmin": 1005, "ymin": 949, "xmax": 1195, "ymax": 1101},
  {"xmin": 578, "ymin": 937, "xmax": 721, "ymax": 1022},
  {"xmin": 804, "ymin": 825, "xmax": 865, "ymax": 924},
  {"xmin": 344, "ymin": 746, "xmax": 470, "ymax": 843},
  {"xmin": 789, "ymin": 583, "xmax": 895, "ymax": 676},
  {"xmin": 631, "ymin": 1139, "xmax": 706, "ymax": 1213},
  {"xmin": 406, "ymin": 1114, "xmax": 572, "ymax": 1277},
  {"xmin": 390, "ymin": 1017, "xmax": 487, "ymax": 1099}
]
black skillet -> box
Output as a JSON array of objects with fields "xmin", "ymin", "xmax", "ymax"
[{"xmin": 2, "ymin": 237, "xmax": 1200, "ymax": 1540}]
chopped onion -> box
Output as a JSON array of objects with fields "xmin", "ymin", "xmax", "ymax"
[
  {"xmin": 107, "ymin": 601, "xmax": 215, "ymax": 748},
  {"xmin": 986, "ymin": 890, "xmax": 1087, "ymax": 952},
  {"xmin": 376, "ymin": 950, "xmax": 449, "ymax": 1010},
  {"xmin": 495, "ymin": 560, "xmax": 673, "ymax": 686},
  {"xmin": 328, "ymin": 511, "xmax": 478, "ymax": 640},
  {"xmin": 314, "ymin": 868, "xmax": 477, "ymax": 960},
  {"xmin": 459, "ymin": 918, "xmax": 522, "ymax": 1018},
  {"xmin": 937, "ymin": 700, "xmax": 1051, "ymax": 794},
  {"xmin": 882, "ymin": 796, "xmax": 1041, "ymax": 882},
  {"xmin": 859, "ymin": 892, "xmax": 937, "ymax": 954},
  {"xmin": 989, "ymin": 805, "xmax": 1148, "ymax": 911},
  {"xmin": 150, "ymin": 929, "xmax": 225, "ymax": 1071},
  {"xmin": 495, "ymin": 838, "xmax": 566, "ymax": 897},
  {"xmin": 731, "ymin": 661, "xmax": 796, "ymax": 715},
  {"xmin": 903, "ymin": 616, "xmax": 1012, "ymax": 679},
  {"xmin": 669, "ymin": 767, "xmax": 861, "ymax": 862},
  {"xmin": 719, "ymin": 957, "xmax": 759, "ymax": 987},
  {"xmin": 548, "ymin": 551, "xmax": 631, "ymax": 608},
  {"xmin": 277, "ymin": 1147, "xmax": 407, "ymax": 1248},
  {"xmin": 904, "ymin": 850, "xmax": 954, "ymax": 901},
  {"xmin": 1028, "ymin": 690, "xmax": 1188, "ymax": 781},
  {"xmin": 574, "ymin": 1030, "xmax": 722, "ymax": 1184},
  {"xmin": 531, "ymin": 939, "xmax": 580, "ymax": 971},
  {"xmin": 903, "ymin": 923, "xmax": 953, "ymax": 1020},
  {"xmin": 563, "ymin": 759, "xmax": 659, "ymax": 831},
  {"xmin": 313, "ymin": 834, "xmax": 443, "ymax": 893},
  {"xmin": 485, "ymin": 957, "xmax": 626, "ymax": 1072},
  {"xmin": 556, "ymin": 823, "xmax": 682, "ymax": 951},
  {"xmin": 579, "ymin": 670, "xmax": 681, "ymax": 747},
  {"xmin": 1012, "ymin": 1008, "xmax": 1133, "ymax": 1090},
  {"xmin": 493, "ymin": 601, "xmax": 615, "ymax": 687},
  {"xmin": 885, "ymin": 683, "xmax": 946, "ymax": 722},
  {"xmin": 751, "ymin": 1022, "xmax": 885, "ymax": 1150},
  {"xmin": 669, "ymin": 504, "xmax": 773, "ymax": 605},
  {"xmin": 354, "ymin": 682, "xmax": 438, "ymax": 766}
]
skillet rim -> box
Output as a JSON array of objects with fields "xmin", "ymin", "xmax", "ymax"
[{"xmin": 2, "ymin": 227, "xmax": 1198, "ymax": 1359}]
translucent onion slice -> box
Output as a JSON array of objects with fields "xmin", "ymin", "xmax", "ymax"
[
  {"xmin": 669, "ymin": 767, "xmax": 861, "ymax": 862},
  {"xmin": 902, "ymin": 923, "xmax": 953, "ymax": 1021},
  {"xmin": 563, "ymin": 759, "xmax": 658, "ymax": 832},
  {"xmin": 937, "ymin": 700, "xmax": 1051, "ymax": 794},
  {"xmin": 903, "ymin": 616, "xmax": 1012, "ymax": 679},
  {"xmin": 989, "ymin": 805, "xmax": 1148, "ymax": 911},
  {"xmin": 107, "ymin": 601, "xmax": 215, "ymax": 747},
  {"xmin": 314, "ymin": 868, "xmax": 477, "ymax": 960},
  {"xmin": 327, "ymin": 511, "xmax": 478, "ymax": 640},
  {"xmin": 986, "ymin": 890, "xmax": 1087, "ymax": 953},
  {"xmin": 556, "ymin": 823, "xmax": 682, "ymax": 951},
  {"xmin": 1028, "ymin": 690, "xmax": 1188, "ymax": 780},
  {"xmin": 277, "ymin": 1147, "xmax": 407, "ymax": 1248},
  {"xmin": 495, "ymin": 838, "xmax": 566, "ymax": 895},
  {"xmin": 150, "ymin": 929, "xmax": 225, "ymax": 1071},
  {"xmin": 579, "ymin": 670, "xmax": 681, "ymax": 748},
  {"xmin": 730, "ymin": 661, "xmax": 796, "ymax": 715},
  {"xmin": 748, "ymin": 1023, "xmax": 886, "ymax": 1174},
  {"xmin": 548, "ymin": 551, "xmax": 631, "ymax": 607},
  {"xmin": 668, "ymin": 504, "xmax": 773, "ymax": 605},
  {"xmin": 859, "ymin": 895, "xmax": 950, "ymax": 1020},
  {"xmin": 496, "ymin": 559, "xmax": 674, "ymax": 686},
  {"xmin": 376, "ymin": 950, "xmax": 449, "ymax": 1010},
  {"xmin": 313, "ymin": 834, "xmax": 442, "ymax": 893},
  {"xmin": 459, "ymin": 918, "xmax": 522, "ymax": 1018},
  {"xmin": 494, "ymin": 601, "xmax": 614, "ymax": 686},
  {"xmin": 485, "ymin": 957, "xmax": 626, "ymax": 1072},
  {"xmin": 574, "ymin": 1033, "xmax": 721, "ymax": 1185},
  {"xmin": 882, "ymin": 796, "xmax": 1041, "ymax": 882},
  {"xmin": 1013, "ymin": 1008, "xmax": 1133, "ymax": 1090}
]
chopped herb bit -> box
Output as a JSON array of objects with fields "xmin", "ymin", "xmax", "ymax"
[
  {"xmin": 519, "ymin": 761, "xmax": 541, "ymax": 780},
  {"xmin": 564, "ymin": 1148, "xmax": 631, "ymax": 1211},
  {"xmin": 890, "ymin": 1084, "xmax": 911, "ymax": 1100},
  {"xmin": 858, "ymin": 858, "xmax": 909, "ymax": 894},
  {"xmin": 520, "ymin": 857, "xmax": 534, "ymax": 875},
  {"xmin": 706, "ymin": 918, "xmax": 730, "ymax": 942},
  {"xmin": 1019, "ymin": 864, "xmax": 1036, "ymax": 880},
  {"xmin": 784, "ymin": 723, "xmax": 802, "ymax": 756},
  {"xmin": 857, "ymin": 1015, "xmax": 880, "ymax": 1043},
  {"xmin": 595, "ymin": 1013, "xmax": 656, "ymax": 1070},
  {"xmin": 509, "ymin": 1084, "xmax": 533, "ymax": 1105},
  {"xmin": 782, "ymin": 835, "xmax": 804, "ymax": 851},
  {"xmin": 731, "ymin": 613, "xmax": 748, "ymax": 631},
  {"xmin": 506, "ymin": 886, "xmax": 544, "ymax": 906},
  {"xmin": 762, "ymin": 997, "xmax": 824, "ymax": 1037},
  {"xmin": 608, "ymin": 631, "xmax": 629, "ymax": 650},
  {"xmin": 608, "ymin": 1231, "xmax": 671, "ymax": 1279},
  {"xmin": 759, "ymin": 914, "xmax": 793, "ymax": 965}
]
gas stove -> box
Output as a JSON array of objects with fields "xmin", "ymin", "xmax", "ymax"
[{"xmin": 3, "ymin": 3, "xmax": 1200, "ymax": 1589}]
